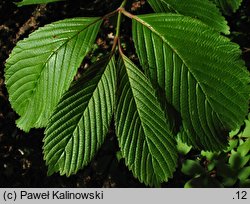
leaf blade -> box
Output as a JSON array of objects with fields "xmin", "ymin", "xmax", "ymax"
[
  {"xmin": 5, "ymin": 17, "xmax": 102, "ymax": 131},
  {"xmin": 43, "ymin": 56, "xmax": 116, "ymax": 176},
  {"xmin": 115, "ymin": 54, "xmax": 177, "ymax": 186},
  {"xmin": 147, "ymin": 0, "xmax": 230, "ymax": 34}
]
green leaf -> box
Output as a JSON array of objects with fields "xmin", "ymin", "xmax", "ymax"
[
  {"xmin": 212, "ymin": 0, "xmax": 243, "ymax": 15},
  {"xmin": 229, "ymin": 129, "xmax": 239, "ymax": 138},
  {"xmin": 177, "ymin": 136, "xmax": 192, "ymax": 155},
  {"xmin": 238, "ymin": 166, "xmax": 250, "ymax": 181},
  {"xmin": 237, "ymin": 139, "xmax": 250, "ymax": 157},
  {"xmin": 115, "ymin": 54, "xmax": 177, "ymax": 187},
  {"xmin": 240, "ymin": 115, "xmax": 250, "ymax": 138},
  {"xmin": 216, "ymin": 162, "xmax": 237, "ymax": 186},
  {"xmin": 228, "ymin": 151, "xmax": 240, "ymax": 169},
  {"xmin": 5, "ymin": 17, "xmax": 102, "ymax": 132},
  {"xmin": 116, "ymin": 151, "xmax": 123, "ymax": 162},
  {"xmin": 43, "ymin": 56, "xmax": 116, "ymax": 176},
  {"xmin": 184, "ymin": 176, "xmax": 223, "ymax": 188},
  {"xmin": 221, "ymin": 177, "xmax": 237, "ymax": 187},
  {"xmin": 181, "ymin": 160, "xmax": 205, "ymax": 176},
  {"xmin": 15, "ymin": 0, "xmax": 65, "ymax": 6},
  {"xmin": 226, "ymin": 139, "xmax": 238, "ymax": 151},
  {"xmin": 216, "ymin": 162, "xmax": 235, "ymax": 178},
  {"xmin": 147, "ymin": 0, "xmax": 229, "ymax": 34},
  {"xmin": 240, "ymin": 179, "xmax": 250, "ymax": 187},
  {"xmin": 201, "ymin": 151, "xmax": 219, "ymax": 161},
  {"xmin": 207, "ymin": 161, "xmax": 216, "ymax": 171},
  {"xmin": 229, "ymin": 150, "xmax": 250, "ymax": 170},
  {"xmin": 132, "ymin": 13, "xmax": 250, "ymax": 151}
]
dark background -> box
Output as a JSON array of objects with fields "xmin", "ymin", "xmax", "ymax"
[{"xmin": 0, "ymin": 0, "xmax": 249, "ymax": 187}]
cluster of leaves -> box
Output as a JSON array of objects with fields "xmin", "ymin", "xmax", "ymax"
[
  {"xmin": 4, "ymin": 0, "xmax": 249, "ymax": 186},
  {"xmin": 180, "ymin": 115, "xmax": 250, "ymax": 187}
]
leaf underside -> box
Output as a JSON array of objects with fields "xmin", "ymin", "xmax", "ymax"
[
  {"xmin": 115, "ymin": 54, "xmax": 177, "ymax": 187},
  {"xmin": 5, "ymin": 17, "xmax": 102, "ymax": 132},
  {"xmin": 132, "ymin": 13, "xmax": 250, "ymax": 151},
  {"xmin": 44, "ymin": 56, "xmax": 116, "ymax": 176},
  {"xmin": 147, "ymin": 0, "xmax": 230, "ymax": 34},
  {"xmin": 15, "ymin": 0, "xmax": 65, "ymax": 6}
]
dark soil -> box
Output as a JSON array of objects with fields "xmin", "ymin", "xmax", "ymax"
[{"xmin": 0, "ymin": 0, "xmax": 249, "ymax": 187}]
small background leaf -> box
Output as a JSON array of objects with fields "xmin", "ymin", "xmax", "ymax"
[
  {"xmin": 239, "ymin": 114, "xmax": 250, "ymax": 138},
  {"xmin": 237, "ymin": 139, "xmax": 250, "ymax": 156},
  {"xmin": 201, "ymin": 151, "xmax": 219, "ymax": 161},
  {"xmin": 184, "ymin": 176, "xmax": 223, "ymax": 188},
  {"xmin": 177, "ymin": 136, "xmax": 192, "ymax": 155},
  {"xmin": 238, "ymin": 166, "xmax": 250, "ymax": 181},
  {"xmin": 181, "ymin": 159, "xmax": 205, "ymax": 176},
  {"xmin": 240, "ymin": 179, "xmax": 250, "ymax": 187},
  {"xmin": 228, "ymin": 150, "xmax": 250, "ymax": 170}
]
